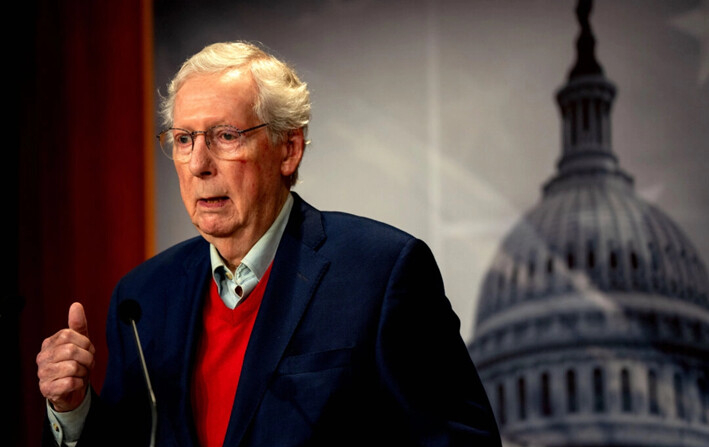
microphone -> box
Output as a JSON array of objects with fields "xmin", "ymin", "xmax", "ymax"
[{"xmin": 118, "ymin": 299, "xmax": 157, "ymax": 447}]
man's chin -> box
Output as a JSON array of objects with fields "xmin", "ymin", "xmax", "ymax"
[
  {"xmin": 198, "ymin": 230, "xmax": 231, "ymax": 241},
  {"xmin": 194, "ymin": 222, "xmax": 237, "ymax": 241}
]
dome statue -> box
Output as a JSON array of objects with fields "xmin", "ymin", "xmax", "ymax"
[{"xmin": 469, "ymin": 1, "xmax": 709, "ymax": 446}]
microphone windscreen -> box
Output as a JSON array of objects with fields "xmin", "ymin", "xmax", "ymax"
[{"xmin": 118, "ymin": 299, "xmax": 142, "ymax": 324}]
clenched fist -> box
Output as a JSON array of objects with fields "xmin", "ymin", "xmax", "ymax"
[{"xmin": 37, "ymin": 302, "xmax": 95, "ymax": 412}]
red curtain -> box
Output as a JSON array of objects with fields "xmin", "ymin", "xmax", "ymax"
[{"xmin": 17, "ymin": 1, "xmax": 153, "ymax": 445}]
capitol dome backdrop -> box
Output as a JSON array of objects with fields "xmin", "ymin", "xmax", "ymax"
[
  {"xmin": 152, "ymin": 5, "xmax": 709, "ymax": 446},
  {"xmin": 150, "ymin": 3, "xmax": 709, "ymax": 446},
  {"xmin": 150, "ymin": 2, "xmax": 709, "ymax": 445},
  {"xmin": 469, "ymin": 1, "xmax": 709, "ymax": 446}
]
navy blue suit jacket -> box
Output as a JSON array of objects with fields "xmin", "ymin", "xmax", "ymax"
[{"xmin": 63, "ymin": 194, "xmax": 499, "ymax": 446}]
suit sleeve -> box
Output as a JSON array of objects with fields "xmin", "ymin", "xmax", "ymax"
[{"xmin": 375, "ymin": 238, "xmax": 501, "ymax": 446}]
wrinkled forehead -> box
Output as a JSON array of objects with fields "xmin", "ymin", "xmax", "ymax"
[
  {"xmin": 175, "ymin": 66, "xmax": 253, "ymax": 97},
  {"xmin": 173, "ymin": 70, "xmax": 258, "ymax": 126},
  {"xmin": 176, "ymin": 68, "xmax": 255, "ymax": 96}
]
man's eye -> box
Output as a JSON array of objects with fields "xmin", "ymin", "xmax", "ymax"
[
  {"xmin": 174, "ymin": 134, "xmax": 192, "ymax": 146},
  {"xmin": 216, "ymin": 129, "xmax": 239, "ymax": 143}
]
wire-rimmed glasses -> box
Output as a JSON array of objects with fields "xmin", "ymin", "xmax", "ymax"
[{"xmin": 157, "ymin": 123, "xmax": 269, "ymax": 162}]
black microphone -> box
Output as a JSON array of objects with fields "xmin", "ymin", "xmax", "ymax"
[{"xmin": 118, "ymin": 299, "xmax": 157, "ymax": 447}]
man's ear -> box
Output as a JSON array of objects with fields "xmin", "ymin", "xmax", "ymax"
[{"xmin": 280, "ymin": 128, "xmax": 305, "ymax": 177}]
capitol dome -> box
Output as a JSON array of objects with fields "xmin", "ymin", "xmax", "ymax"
[
  {"xmin": 477, "ymin": 172, "xmax": 709, "ymax": 323},
  {"xmin": 469, "ymin": 2, "xmax": 709, "ymax": 446}
]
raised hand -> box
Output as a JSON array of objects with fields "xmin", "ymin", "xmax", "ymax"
[{"xmin": 37, "ymin": 302, "xmax": 96, "ymax": 412}]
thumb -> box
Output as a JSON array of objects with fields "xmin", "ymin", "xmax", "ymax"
[{"xmin": 68, "ymin": 302, "xmax": 89, "ymax": 337}]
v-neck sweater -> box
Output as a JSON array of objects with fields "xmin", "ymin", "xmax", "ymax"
[{"xmin": 191, "ymin": 263, "xmax": 273, "ymax": 447}]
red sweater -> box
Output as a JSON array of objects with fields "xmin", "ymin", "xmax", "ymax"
[{"xmin": 191, "ymin": 264, "xmax": 272, "ymax": 447}]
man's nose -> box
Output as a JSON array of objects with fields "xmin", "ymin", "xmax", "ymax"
[{"xmin": 188, "ymin": 133, "xmax": 214, "ymax": 176}]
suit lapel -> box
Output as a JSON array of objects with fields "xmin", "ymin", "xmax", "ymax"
[
  {"xmin": 170, "ymin": 240, "xmax": 211, "ymax": 446},
  {"xmin": 222, "ymin": 195, "xmax": 330, "ymax": 446}
]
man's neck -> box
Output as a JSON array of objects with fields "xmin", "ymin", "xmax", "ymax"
[{"xmin": 207, "ymin": 190, "xmax": 290, "ymax": 271}]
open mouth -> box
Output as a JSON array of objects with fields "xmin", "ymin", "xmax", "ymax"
[{"xmin": 199, "ymin": 196, "xmax": 229, "ymax": 206}]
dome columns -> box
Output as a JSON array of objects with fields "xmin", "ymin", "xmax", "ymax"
[{"xmin": 556, "ymin": 76, "xmax": 618, "ymax": 176}]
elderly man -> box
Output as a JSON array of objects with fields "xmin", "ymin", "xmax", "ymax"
[{"xmin": 37, "ymin": 42, "xmax": 500, "ymax": 447}]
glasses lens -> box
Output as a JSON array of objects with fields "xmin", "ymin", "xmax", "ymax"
[
  {"xmin": 159, "ymin": 129, "xmax": 194, "ymax": 161},
  {"xmin": 208, "ymin": 125, "xmax": 243, "ymax": 160},
  {"xmin": 158, "ymin": 131, "xmax": 175, "ymax": 160}
]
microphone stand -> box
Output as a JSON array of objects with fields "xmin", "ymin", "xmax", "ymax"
[{"xmin": 128, "ymin": 318, "xmax": 157, "ymax": 447}]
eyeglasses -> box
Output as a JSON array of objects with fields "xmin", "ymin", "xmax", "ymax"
[{"xmin": 157, "ymin": 123, "xmax": 269, "ymax": 162}]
